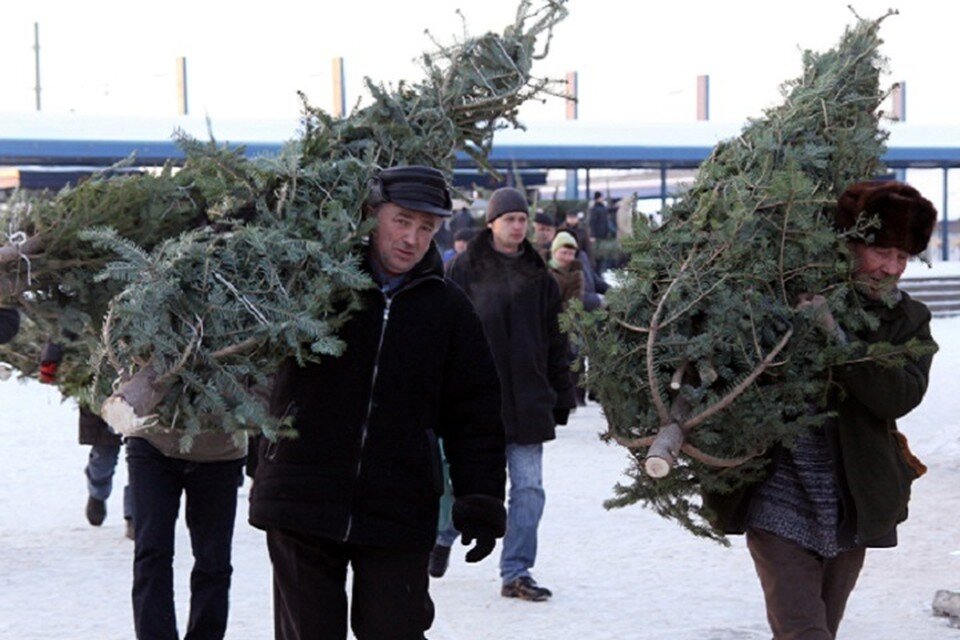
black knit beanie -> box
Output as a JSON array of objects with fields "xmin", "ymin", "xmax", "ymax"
[{"xmin": 486, "ymin": 187, "xmax": 529, "ymax": 223}]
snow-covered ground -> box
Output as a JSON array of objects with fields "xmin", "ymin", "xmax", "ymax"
[{"xmin": 2, "ymin": 319, "xmax": 959, "ymax": 639}]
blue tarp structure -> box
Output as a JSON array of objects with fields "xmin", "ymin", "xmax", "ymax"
[{"xmin": 2, "ymin": 114, "xmax": 959, "ymax": 256}]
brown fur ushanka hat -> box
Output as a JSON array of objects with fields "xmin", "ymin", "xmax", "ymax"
[{"xmin": 835, "ymin": 180, "xmax": 937, "ymax": 256}]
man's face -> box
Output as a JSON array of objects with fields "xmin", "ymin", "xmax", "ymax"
[
  {"xmin": 371, "ymin": 203, "xmax": 442, "ymax": 276},
  {"xmin": 849, "ymin": 242, "xmax": 909, "ymax": 299},
  {"xmin": 533, "ymin": 222, "xmax": 556, "ymax": 246},
  {"xmin": 489, "ymin": 211, "xmax": 529, "ymax": 253}
]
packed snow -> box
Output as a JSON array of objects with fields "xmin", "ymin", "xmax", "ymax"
[{"xmin": 1, "ymin": 317, "xmax": 958, "ymax": 639}]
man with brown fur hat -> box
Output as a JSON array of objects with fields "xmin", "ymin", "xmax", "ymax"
[{"xmin": 706, "ymin": 180, "xmax": 939, "ymax": 639}]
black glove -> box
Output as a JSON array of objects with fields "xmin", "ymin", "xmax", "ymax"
[
  {"xmin": 553, "ymin": 407, "xmax": 570, "ymax": 426},
  {"xmin": 452, "ymin": 494, "xmax": 506, "ymax": 563}
]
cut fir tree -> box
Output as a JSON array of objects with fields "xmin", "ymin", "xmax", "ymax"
[
  {"xmin": 573, "ymin": 10, "xmax": 931, "ymax": 542},
  {"xmin": 0, "ymin": 0, "xmax": 568, "ymax": 448}
]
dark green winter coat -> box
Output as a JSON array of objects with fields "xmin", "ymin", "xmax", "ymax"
[{"xmin": 704, "ymin": 291, "xmax": 936, "ymax": 547}]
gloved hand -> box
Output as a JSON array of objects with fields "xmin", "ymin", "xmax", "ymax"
[
  {"xmin": 452, "ymin": 494, "xmax": 506, "ymax": 563},
  {"xmin": 461, "ymin": 529, "xmax": 497, "ymax": 563},
  {"xmin": 39, "ymin": 342, "xmax": 64, "ymax": 384}
]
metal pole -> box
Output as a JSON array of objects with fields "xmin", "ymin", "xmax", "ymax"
[
  {"xmin": 942, "ymin": 166, "xmax": 950, "ymax": 261},
  {"xmin": 332, "ymin": 57, "xmax": 346, "ymax": 117},
  {"xmin": 176, "ymin": 57, "xmax": 188, "ymax": 115},
  {"xmin": 660, "ymin": 165, "xmax": 668, "ymax": 210},
  {"xmin": 565, "ymin": 71, "xmax": 577, "ymax": 120},
  {"xmin": 696, "ymin": 75, "xmax": 709, "ymax": 121},
  {"xmin": 565, "ymin": 169, "xmax": 579, "ymax": 200},
  {"xmin": 33, "ymin": 23, "xmax": 41, "ymax": 111}
]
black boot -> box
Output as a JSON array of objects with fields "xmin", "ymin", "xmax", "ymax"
[
  {"xmin": 501, "ymin": 576, "xmax": 552, "ymax": 602},
  {"xmin": 428, "ymin": 544, "xmax": 452, "ymax": 578},
  {"xmin": 86, "ymin": 497, "xmax": 106, "ymax": 526}
]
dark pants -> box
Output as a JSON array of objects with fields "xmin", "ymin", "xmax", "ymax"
[
  {"xmin": 266, "ymin": 528, "xmax": 434, "ymax": 640},
  {"xmin": 747, "ymin": 527, "xmax": 866, "ymax": 640},
  {"xmin": 126, "ymin": 437, "xmax": 244, "ymax": 640}
]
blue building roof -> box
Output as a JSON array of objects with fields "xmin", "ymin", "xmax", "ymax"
[{"xmin": 1, "ymin": 114, "xmax": 959, "ymax": 170}]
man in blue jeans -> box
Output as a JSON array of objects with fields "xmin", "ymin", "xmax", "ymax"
[
  {"xmin": 38, "ymin": 342, "xmax": 134, "ymax": 536},
  {"xmin": 82, "ymin": 408, "xmax": 134, "ymax": 536},
  {"xmin": 446, "ymin": 186, "xmax": 575, "ymax": 601}
]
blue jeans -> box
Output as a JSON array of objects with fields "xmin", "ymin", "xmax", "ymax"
[
  {"xmin": 435, "ymin": 439, "xmax": 461, "ymax": 547},
  {"xmin": 435, "ymin": 521, "xmax": 460, "ymax": 547},
  {"xmin": 86, "ymin": 442, "xmax": 134, "ymax": 520},
  {"xmin": 126, "ymin": 437, "xmax": 243, "ymax": 640},
  {"xmin": 499, "ymin": 443, "xmax": 545, "ymax": 584}
]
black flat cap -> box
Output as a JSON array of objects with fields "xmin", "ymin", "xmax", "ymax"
[
  {"xmin": 370, "ymin": 166, "xmax": 453, "ymax": 217},
  {"xmin": 533, "ymin": 212, "xmax": 556, "ymax": 227}
]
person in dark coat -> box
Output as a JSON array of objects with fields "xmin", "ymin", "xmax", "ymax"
[
  {"xmin": 39, "ymin": 340, "xmax": 134, "ymax": 536},
  {"xmin": 588, "ymin": 191, "xmax": 620, "ymax": 273},
  {"xmin": 445, "ymin": 186, "xmax": 575, "ymax": 602},
  {"xmin": 80, "ymin": 405, "xmax": 134, "ymax": 534},
  {"xmin": 449, "ymin": 205, "xmax": 475, "ymax": 235},
  {"xmin": 548, "ymin": 230, "xmax": 587, "ymax": 408},
  {"xmin": 547, "ymin": 230, "xmax": 584, "ymax": 307},
  {"xmin": 558, "ymin": 209, "xmax": 591, "ymax": 264},
  {"xmin": 532, "ymin": 211, "xmax": 558, "ymax": 260},
  {"xmin": 249, "ymin": 165, "xmax": 506, "ymax": 640},
  {"xmin": 441, "ymin": 227, "xmax": 476, "ymax": 263},
  {"xmin": 578, "ymin": 249, "xmax": 607, "ymax": 312},
  {"xmin": 587, "ymin": 191, "xmax": 613, "ymax": 242},
  {"xmin": 703, "ymin": 180, "xmax": 938, "ymax": 640},
  {"xmin": 0, "ymin": 307, "xmax": 18, "ymax": 343}
]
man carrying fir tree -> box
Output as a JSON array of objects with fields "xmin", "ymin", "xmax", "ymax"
[
  {"xmin": 249, "ymin": 166, "xmax": 506, "ymax": 640},
  {"xmin": 704, "ymin": 181, "xmax": 938, "ymax": 639}
]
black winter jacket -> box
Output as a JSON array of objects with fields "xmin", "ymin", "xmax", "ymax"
[
  {"xmin": 79, "ymin": 405, "xmax": 122, "ymax": 447},
  {"xmin": 248, "ymin": 244, "xmax": 505, "ymax": 552},
  {"xmin": 0, "ymin": 307, "xmax": 19, "ymax": 344},
  {"xmin": 447, "ymin": 230, "xmax": 575, "ymax": 445}
]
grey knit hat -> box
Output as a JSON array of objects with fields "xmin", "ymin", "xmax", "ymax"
[{"xmin": 486, "ymin": 187, "xmax": 529, "ymax": 223}]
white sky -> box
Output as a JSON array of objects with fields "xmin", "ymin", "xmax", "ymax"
[{"xmin": 1, "ymin": 0, "xmax": 958, "ymax": 126}]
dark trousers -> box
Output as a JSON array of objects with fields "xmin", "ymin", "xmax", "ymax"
[
  {"xmin": 747, "ymin": 527, "xmax": 866, "ymax": 640},
  {"xmin": 126, "ymin": 437, "xmax": 243, "ymax": 640},
  {"xmin": 266, "ymin": 528, "xmax": 434, "ymax": 640}
]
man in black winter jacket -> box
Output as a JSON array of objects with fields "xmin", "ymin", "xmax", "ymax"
[
  {"xmin": 249, "ymin": 166, "xmax": 506, "ymax": 640},
  {"xmin": 446, "ymin": 187, "xmax": 576, "ymax": 602}
]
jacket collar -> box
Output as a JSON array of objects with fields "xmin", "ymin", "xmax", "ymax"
[{"xmin": 364, "ymin": 240, "xmax": 445, "ymax": 295}]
